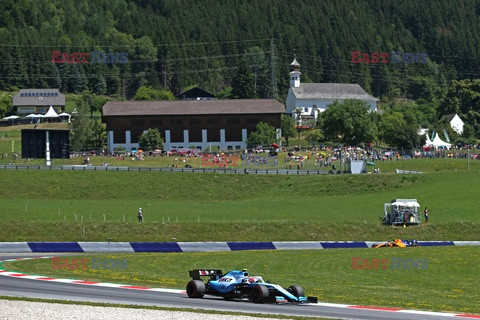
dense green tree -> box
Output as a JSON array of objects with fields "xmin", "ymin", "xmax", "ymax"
[
  {"xmin": 379, "ymin": 111, "xmax": 420, "ymax": 149},
  {"xmin": 70, "ymin": 97, "xmax": 92, "ymax": 152},
  {"xmin": 439, "ymin": 79, "xmax": 480, "ymax": 117},
  {"xmin": 246, "ymin": 122, "xmax": 277, "ymax": 148},
  {"xmin": 139, "ymin": 128, "xmax": 164, "ymax": 151},
  {"xmin": 407, "ymin": 76, "xmax": 445, "ymax": 102},
  {"xmin": 216, "ymin": 87, "xmax": 232, "ymax": 99},
  {"xmin": 231, "ymin": 60, "xmax": 256, "ymax": 99},
  {"xmin": 460, "ymin": 124, "xmax": 476, "ymax": 145},
  {"xmin": 280, "ymin": 114, "xmax": 296, "ymax": 146},
  {"xmin": 438, "ymin": 79, "xmax": 480, "ymax": 137},
  {"xmin": 0, "ymin": 93, "xmax": 13, "ymax": 118},
  {"xmin": 79, "ymin": 92, "xmax": 107, "ymax": 117},
  {"xmin": 320, "ymin": 100, "xmax": 377, "ymax": 146},
  {"xmin": 133, "ymin": 86, "xmax": 174, "ymax": 100},
  {"xmin": 304, "ymin": 129, "xmax": 324, "ymax": 146},
  {"xmin": 1, "ymin": 0, "xmax": 480, "ymax": 136},
  {"xmin": 86, "ymin": 119, "xmax": 107, "ymax": 150},
  {"xmin": 94, "ymin": 76, "xmax": 108, "ymax": 96}
]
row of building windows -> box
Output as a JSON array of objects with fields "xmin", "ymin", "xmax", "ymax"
[
  {"xmin": 113, "ymin": 128, "xmax": 245, "ymax": 144},
  {"xmin": 169, "ymin": 145, "xmax": 242, "ymax": 150},
  {"xmin": 20, "ymin": 92, "xmax": 59, "ymax": 97}
]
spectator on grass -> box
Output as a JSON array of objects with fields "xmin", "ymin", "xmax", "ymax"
[
  {"xmin": 424, "ymin": 207, "xmax": 429, "ymax": 223},
  {"xmin": 137, "ymin": 208, "xmax": 143, "ymax": 222}
]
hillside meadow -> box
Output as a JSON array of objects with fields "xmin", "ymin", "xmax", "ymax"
[{"xmin": 0, "ymin": 169, "xmax": 478, "ymax": 241}]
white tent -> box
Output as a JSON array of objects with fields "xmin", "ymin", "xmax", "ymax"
[
  {"xmin": 2, "ymin": 115, "xmax": 19, "ymax": 120},
  {"xmin": 25, "ymin": 113, "xmax": 43, "ymax": 118},
  {"xmin": 43, "ymin": 106, "xmax": 59, "ymax": 118},
  {"xmin": 425, "ymin": 131, "xmax": 451, "ymax": 149},
  {"xmin": 58, "ymin": 112, "xmax": 71, "ymax": 123}
]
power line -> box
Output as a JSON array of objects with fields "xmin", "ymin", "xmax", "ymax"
[
  {"xmin": 0, "ymin": 51, "xmax": 271, "ymax": 65},
  {"xmin": 270, "ymin": 38, "xmax": 278, "ymax": 99},
  {"xmin": 0, "ymin": 64, "xmax": 266, "ymax": 79},
  {"xmin": 0, "ymin": 38, "xmax": 272, "ymax": 48}
]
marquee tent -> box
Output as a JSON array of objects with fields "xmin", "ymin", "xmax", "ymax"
[
  {"xmin": 425, "ymin": 131, "xmax": 451, "ymax": 149},
  {"xmin": 43, "ymin": 106, "xmax": 59, "ymax": 118}
]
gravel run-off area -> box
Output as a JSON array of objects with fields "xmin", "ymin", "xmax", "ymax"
[{"xmin": 0, "ymin": 299, "xmax": 291, "ymax": 320}]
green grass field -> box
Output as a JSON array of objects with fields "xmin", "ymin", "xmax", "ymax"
[
  {"xmin": 3, "ymin": 247, "xmax": 478, "ymax": 313},
  {"xmin": 1, "ymin": 126, "xmax": 479, "ymax": 315},
  {"xmin": 0, "ymin": 169, "xmax": 478, "ymax": 241}
]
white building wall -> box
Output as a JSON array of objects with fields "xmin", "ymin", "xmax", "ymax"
[
  {"xmin": 161, "ymin": 128, "xmax": 247, "ymax": 151},
  {"xmin": 107, "ymin": 130, "xmax": 139, "ymax": 152},
  {"xmin": 107, "ymin": 131, "xmax": 114, "ymax": 152},
  {"xmin": 286, "ymin": 92, "xmax": 378, "ymax": 119},
  {"xmin": 107, "ymin": 126, "xmax": 283, "ymax": 153},
  {"xmin": 450, "ymin": 115, "xmax": 464, "ymax": 135}
]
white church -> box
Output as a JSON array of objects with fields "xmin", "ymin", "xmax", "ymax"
[{"xmin": 285, "ymin": 59, "xmax": 378, "ymax": 124}]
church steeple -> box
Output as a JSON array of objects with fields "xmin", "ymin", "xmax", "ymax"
[{"xmin": 289, "ymin": 58, "xmax": 301, "ymax": 87}]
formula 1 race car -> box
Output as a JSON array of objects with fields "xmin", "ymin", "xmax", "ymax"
[
  {"xmin": 372, "ymin": 239, "xmax": 418, "ymax": 248},
  {"xmin": 186, "ymin": 269, "xmax": 317, "ymax": 304}
]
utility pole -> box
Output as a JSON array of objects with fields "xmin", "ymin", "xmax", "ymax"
[
  {"xmin": 163, "ymin": 63, "xmax": 167, "ymax": 90},
  {"xmin": 270, "ymin": 38, "xmax": 278, "ymax": 99},
  {"xmin": 468, "ymin": 147, "xmax": 470, "ymax": 171}
]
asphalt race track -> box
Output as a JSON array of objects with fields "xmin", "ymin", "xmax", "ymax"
[{"xmin": 0, "ymin": 255, "xmax": 477, "ymax": 320}]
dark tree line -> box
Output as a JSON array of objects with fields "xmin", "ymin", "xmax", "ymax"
[
  {"xmin": 1, "ymin": 0, "xmax": 480, "ymax": 140},
  {"xmin": 1, "ymin": 0, "xmax": 480, "ymax": 100}
]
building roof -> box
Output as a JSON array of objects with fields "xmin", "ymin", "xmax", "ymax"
[
  {"xmin": 102, "ymin": 99, "xmax": 285, "ymax": 116},
  {"xmin": 175, "ymin": 87, "xmax": 215, "ymax": 100},
  {"xmin": 290, "ymin": 58, "xmax": 300, "ymax": 67},
  {"xmin": 13, "ymin": 89, "xmax": 65, "ymax": 106},
  {"xmin": 291, "ymin": 83, "xmax": 379, "ymax": 101},
  {"xmin": 440, "ymin": 114, "xmax": 460, "ymax": 122}
]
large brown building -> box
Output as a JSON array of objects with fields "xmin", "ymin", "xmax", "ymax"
[{"xmin": 102, "ymin": 99, "xmax": 284, "ymax": 152}]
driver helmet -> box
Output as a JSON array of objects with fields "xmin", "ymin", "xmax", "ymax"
[{"xmin": 248, "ymin": 277, "xmax": 255, "ymax": 283}]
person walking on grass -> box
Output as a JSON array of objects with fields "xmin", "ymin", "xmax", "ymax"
[
  {"xmin": 424, "ymin": 207, "xmax": 429, "ymax": 223},
  {"xmin": 137, "ymin": 208, "xmax": 143, "ymax": 222}
]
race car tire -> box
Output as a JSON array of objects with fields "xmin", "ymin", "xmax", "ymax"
[
  {"xmin": 249, "ymin": 285, "xmax": 269, "ymax": 303},
  {"xmin": 186, "ymin": 280, "xmax": 206, "ymax": 298},
  {"xmin": 287, "ymin": 285, "xmax": 305, "ymax": 298}
]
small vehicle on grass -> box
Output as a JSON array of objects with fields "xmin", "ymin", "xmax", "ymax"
[
  {"xmin": 186, "ymin": 269, "xmax": 317, "ymax": 304},
  {"xmin": 382, "ymin": 199, "xmax": 421, "ymax": 226}
]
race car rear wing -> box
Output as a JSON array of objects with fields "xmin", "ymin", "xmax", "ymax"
[{"xmin": 189, "ymin": 269, "xmax": 223, "ymax": 280}]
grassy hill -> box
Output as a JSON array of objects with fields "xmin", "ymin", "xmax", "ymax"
[{"xmin": 0, "ymin": 169, "xmax": 478, "ymax": 241}]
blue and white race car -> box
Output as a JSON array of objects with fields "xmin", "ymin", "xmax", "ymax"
[{"xmin": 186, "ymin": 269, "xmax": 317, "ymax": 304}]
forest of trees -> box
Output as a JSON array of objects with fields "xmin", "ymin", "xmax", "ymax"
[
  {"xmin": 1, "ymin": 0, "xmax": 479, "ymax": 99},
  {"xmin": 1, "ymin": 0, "xmax": 480, "ymax": 145}
]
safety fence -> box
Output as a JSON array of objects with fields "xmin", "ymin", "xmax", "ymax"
[{"xmin": 0, "ymin": 164, "xmax": 333, "ymax": 175}]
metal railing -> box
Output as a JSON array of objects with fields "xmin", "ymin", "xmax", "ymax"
[{"xmin": 0, "ymin": 164, "xmax": 333, "ymax": 175}]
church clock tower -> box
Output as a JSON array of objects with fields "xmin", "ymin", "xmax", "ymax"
[{"xmin": 289, "ymin": 58, "xmax": 301, "ymax": 88}]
